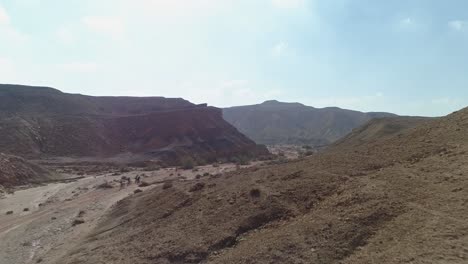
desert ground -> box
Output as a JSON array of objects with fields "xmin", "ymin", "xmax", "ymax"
[{"xmin": 0, "ymin": 162, "xmax": 256, "ymax": 264}]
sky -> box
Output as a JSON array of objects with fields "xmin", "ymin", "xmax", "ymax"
[{"xmin": 0, "ymin": 0, "xmax": 467, "ymax": 116}]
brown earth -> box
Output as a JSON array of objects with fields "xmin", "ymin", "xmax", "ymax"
[
  {"xmin": 0, "ymin": 162, "xmax": 259, "ymax": 264},
  {"xmin": 0, "ymin": 84, "xmax": 268, "ymax": 164},
  {"xmin": 61, "ymin": 107, "xmax": 468, "ymax": 264}
]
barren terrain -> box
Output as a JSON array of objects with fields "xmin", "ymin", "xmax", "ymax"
[
  {"xmin": 58, "ymin": 109, "xmax": 468, "ymax": 264},
  {"xmin": 223, "ymin": 100, "xmax": 396, "ymax": 146},
  {"xmin": 0, "ymin": 163, "xmax": 253, "ymax": 264}
]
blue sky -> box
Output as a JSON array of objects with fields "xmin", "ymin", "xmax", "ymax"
[{"xmin": 0, "ymin": 0, "xmax": 467, "ymax": 116}]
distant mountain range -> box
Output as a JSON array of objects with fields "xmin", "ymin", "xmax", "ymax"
[
  {"xmin": 0, "ymin": 84, "xmax": 267, "ymax": 165},
  {"xmin": 223, "ymin": 100, "xmax": 396, "ymax": 146}
]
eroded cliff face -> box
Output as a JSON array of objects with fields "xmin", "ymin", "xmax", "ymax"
[
  {"xmin": 0, "ymin": 84, "xmax": 268, "ymax": 164},
  {"xmin": 0, "ymin": 153, "xmax": 51, "ymax": 187}
]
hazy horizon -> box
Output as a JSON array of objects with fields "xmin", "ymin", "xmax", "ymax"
[{"xmin": 1, "ymin": 0, "xmax": 468, "ymax": 116}]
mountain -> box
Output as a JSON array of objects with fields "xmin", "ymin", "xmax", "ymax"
[
  {"xmin": 0, "ymin": 84, "xmax": 268, "ymax": 165},
  {"xmin": 223, "ymin": 100, "xmax": 396, "ymax": 146},
  {"xmin": 0, "ymin": 153, "xmax": 51, "ymax": 187},
  {"xmin": 61, "ymin": 107, "xmax": 468, "ymax": 263},
  {"xmin": 334, "ymin": 116, "xmax": 431, "ymax": 147}
]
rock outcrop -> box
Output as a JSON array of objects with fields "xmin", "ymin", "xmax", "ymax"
[
  {"xmin": 0, "ymin": 153, "xmax": 50, "ymax": 187},
  {"xmin": 0, "ymin": 84, "xmax": 268, "ymax": 164}
]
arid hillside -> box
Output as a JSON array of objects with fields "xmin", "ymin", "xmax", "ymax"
[
  {"xmin": 0, "ymin": 153, "xmax": 51, "ymax": 187},
  {"xmin": 334, "ymin": 116, "xmax": 431, "ymax": 147},
  {"xmin": 223, "ymin": 100, "xmax": 396, "ymax": 146},
  {"xmin": 0, "ymin": 84, "xmax": 267, "ymax": 164},
  {"xmin": 61, "ymin": 107, "xmax": 468, "ymax": 263}
]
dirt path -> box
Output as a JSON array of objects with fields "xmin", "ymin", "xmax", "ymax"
[
  {"xmin": 0, "ymin": 163, "xmax": 249, "ymax": 264},
  {"xmin": 0, "ymin": 174, "xmax": 141, "ymax": 264}
]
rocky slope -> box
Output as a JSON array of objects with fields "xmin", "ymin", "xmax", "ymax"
[
  {"xmin": 334, "ymin": 116, "xmax": 431, "ymax": 147},
  {"xmin": 62, "ymin": 107, "xmax": 468, "ymax": 264},
  {"xmin": 223, "ymin": 100, "xmax": 396, "ymax": 146},
  {"xmin": 0, "ymin": 84, "xmax": 267, "ymax": 164},
  {"xmin": 0, "ymin": 153, "xmax": 51, "ymax": 187}
]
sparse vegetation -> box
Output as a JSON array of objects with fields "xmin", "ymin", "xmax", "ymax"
[
  {"xmin": 72, "ymin": 219, "xmax": 85, "ymax": 226},
  {"xmin": 249, "ymin": 188, "xmax": 261, "ymax": 198},
  {"xmin": 232, "ymin": 156, "xmax": 251, "ymax": 166},
  {"xmin": 119, "ymin": 167, "xmax": 131, "ymax": 173},
  {"xmin": 180, "ymin": 157, "xmax": 196, "ymax": 170},
  {"xmin": 299, "ymin": 150, "xmax": 314, "ymax": 158},
  {"xmin": 189, "ymin": 182, "xmax": 205, "ymax": 192},
  {"xmin": 96, "ymin": 181, "xmax": 113, "ymax": 189},
  {"xmin": 162, "ymin": 181, "xmax": 173, "ymax": 189},
  {"xmin": 139, "ymin": 181, "xmax": 150, "ymax": 187},
  {"xmin": 143, "ymin": 164, "xmax": 160, "ymax": 172}
]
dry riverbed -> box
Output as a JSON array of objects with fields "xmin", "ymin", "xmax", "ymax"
[{"xmin": 0, "ymin": 163, "xmax": 251, "ymax": 264}]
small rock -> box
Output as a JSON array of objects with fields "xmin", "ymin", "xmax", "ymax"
[{"xmin": 72, "ymin": 219, "xmax": 85, "ymax": 226}]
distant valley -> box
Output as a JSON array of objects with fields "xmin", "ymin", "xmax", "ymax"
[{"xmin": 223, "ymin": 100, "xmax": 396, "ymax": 147}]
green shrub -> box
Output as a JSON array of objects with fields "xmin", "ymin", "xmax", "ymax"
[{"xmin": 181, "ymin": 157, "xmax": 196, "ymax": 170}]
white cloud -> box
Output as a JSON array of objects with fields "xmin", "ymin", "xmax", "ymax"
[
  {"xmin": 83, "ymin": 16, "xmax": 125, "ymax": 38},
  {"xmin": 222, "ymin": 79, "xmax": 248, "ymax": 88},
  {"xmin": 0, "ymin": 57, "xmax": 13, "ymax": 73},
  {"xmin": 56, "ymin": 26, "xmax": 75, "ymax": 44},
  {"xmin": 0, "ymin": 4, "xmax": 10, "ymax": 25},
  {"xmin": 272, "ymin": 0, "xmax": 306, "ymax": 9},
  {"xmin": 432, "ymin": 97, "xmax": 461, "ymax": 105},
  {"xmin": 118, "ymin": 0, "xmax": 228, "ymax": 21},
  {"xmin": 15, "ymin": 0, "xmax": 41, "ymax": 8},
  {"xmin": 449, "ymin": 20, "xmax": 467, "ymax": 31},
  {"xmin": 394, "ymin": 17, "xmax": 419, "ymax": 32},
  {"xmin": 400, "ymin": 17, "xmax": 413, "ymax": 26},
  {"xmin": 271, "ymin": 41, "xmax": 288, "ymax": 56},
  {"xmin": 136, "ymin": 0, "xmax": 219, "ymax": 11},
  {"xmin": 59, "ymin": 62, "xmax": 99, "ymax": 73},
  {"xmin": 0, "ymin": 4, "xmax": 29, "ymax": 43},
  {"xmin": 0, "ymin": 26, "xmax": 28, "ymax": 43}
]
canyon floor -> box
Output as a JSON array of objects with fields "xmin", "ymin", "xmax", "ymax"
[{"xmin": 0, "ymin": 163, "xmax": 254, "ymax": 264}]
